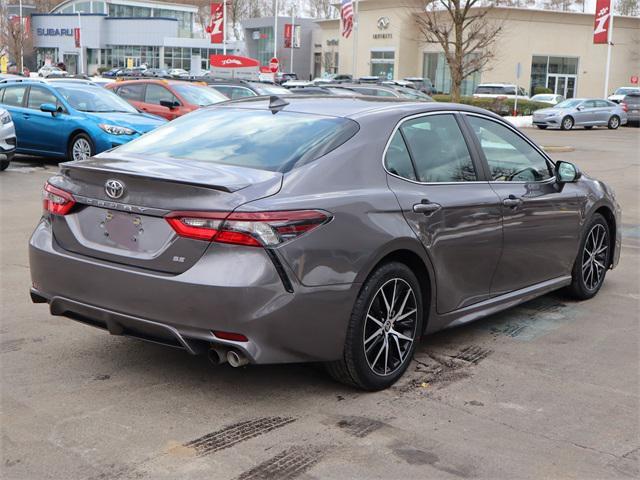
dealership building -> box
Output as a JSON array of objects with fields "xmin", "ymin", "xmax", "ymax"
[
  {"xmin": 30, "ymin": 0, "xmax": 241, "ymax": 75},
  {"xmin": 313, "ymin": 2, "xmax": 639, "ymax": 98}
]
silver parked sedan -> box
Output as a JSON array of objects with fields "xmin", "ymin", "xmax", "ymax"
[
  {"xmin": 533, "ymin": 98, "xmax": 627, "ymax": 130},
  {"xmin": 0, "ymin": 107, "xmax": 16, "ymax": 171},
  {"xmin": 29, "ymin": 97, "xmax": 621, "ymax": 390}
]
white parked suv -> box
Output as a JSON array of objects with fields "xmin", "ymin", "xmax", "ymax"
[
  {"xmin": 473, "ymin": 83, "xmax": 529, "ymax": 100},
  {"xmin": 37, "ymin": 65, "xmax": 68, "ymax": 78},
  {"xmin": 0, "ymin": 108, "xmax": 16, "ymax": 171},
  {"xmin": 608, "ymin": 87, "xmax": 640, "ymax": 104}
]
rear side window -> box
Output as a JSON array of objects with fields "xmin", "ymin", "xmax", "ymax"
[
  {"xmin": 385, "ymin": 131, "xmax": 416, "ymax": 180},
  {"xmin": 114, "ymin": 108, "xmax": 360, "ymax": 173},
  {"xmin": 27, "ymin": 86, "xmax": 59, "ymax": 109},
  {"xmin": 1, "ymin": 85, "xmax": 27, "ymax": 107},
  {"xmin": 399, "ymin": 114, "xmax": 476, "ymax": 183},
  {"xmin": 116, "ymin": 83, "xmax": 145, "ymax": 101},
  {"xmin": 625, "ymin": 95, "xmax": 640, "ymax": 105}
]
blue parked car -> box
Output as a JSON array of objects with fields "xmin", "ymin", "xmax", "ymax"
[{"xmin": 0, "ymin": 79, "xmax": 166, "ymax": 161}]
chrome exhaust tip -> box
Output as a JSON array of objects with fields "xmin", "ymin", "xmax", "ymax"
[
  {"xmin": 208, "ymin": 346, "xmax": 228, "ymax": 366},
  {"xmin": 227, "ymin": 350, "xmax": 249, "ymax": 368}
]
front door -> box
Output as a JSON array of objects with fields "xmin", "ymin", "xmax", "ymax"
[
  {"xmin": 463, "ymin": 114, "xmax": 582, "ymax": 295},
  {"xmin": 24, "ymin": 86, "xmax": 65, "ymax": 153},
  {"xmin": 143, "ymin": 84, "xmax": 182, "ymax": 120},
  {"xmin": 573, "ymin": 100, "xmax": 598, "ymax": 126},
  {"xmin": 384, "ymin": 113, "xmax": 503, "ymax": 314},
  {"xmin": 547, "ymin": 74, "xmax": 577, "ymax": 99}
]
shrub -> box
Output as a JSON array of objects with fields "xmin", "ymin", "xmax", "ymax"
[
  {"xmin": 533, "ymin": 86, "xmax": 553, "ymax": 95},
  {"xmin": 97, "ymin": 66, "xmax": 112, "ymax": 74},
  {"xmin": 432, "ymin": 95, "xmax": 549, "ymax": 116}
]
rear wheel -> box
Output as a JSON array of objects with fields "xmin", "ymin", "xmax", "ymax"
[
  {"xmin": 0, "ymin": 159, "xmax": 9, "ymax": 171},
  {"xmin": 567, "ymin": 214, "xmax": 610, "ymax": 300},
  {"xmin": 561, "ymin": 116, "xmax": 574, "ymax": 130},
  {"xmin": 68, "ymin": 133, "xmax": 94, "ymax": 161},
  {"xmin": 326, "ymin": 262, "xmax": 423, "ymax": 390},
  {"xmin": 608, "ymin": 115, "xmax": 620, "ymax": 129}
]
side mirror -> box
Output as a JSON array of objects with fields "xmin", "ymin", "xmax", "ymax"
[
  {"xmin": 576, "ymin": 105, "xmax": 583, "ymax": 111},
  {"xmin": 556, "ymin": 161, "xmax": 581, "ymax": 183},
  {"xmin": 40, "ymin": 103, "xmax": 58, "ymax": 114},
  {"xmin": 159, "ymin": 100, "xmax": 179, "ymax": 110}
]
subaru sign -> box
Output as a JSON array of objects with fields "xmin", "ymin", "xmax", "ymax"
[{"xmin": 37, "ymin": 28, "xmax": 74, "ymax": 37}]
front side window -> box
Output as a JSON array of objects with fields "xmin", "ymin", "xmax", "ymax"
[
  {"xmin": 27, "ymin": 87, "xmax": 59, "ymax": 110},
  {"xmin": 466, "ymin": 115, "xmax": 552, "ymax": 182},
  {"xmin": 145, "ymin": 84, "xmax": 179, "ymax": 106},
  {"xmin": 400, "ymin": 114, "xmax": 476, "ymax": 183},
  {"xmin": 1, "ymin": 86, "xmax": 27, "ymax": 107}
]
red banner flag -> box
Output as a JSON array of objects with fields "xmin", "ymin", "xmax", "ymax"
[
  {"xmin": 593, "ymin": 0, "xmax": 611, "ymax": 44},
  {"xmin": 284, "ymin": 23, "xmax": 293, "ymax": 48},
  {"xmin": 206, "ymin": 2, "xmax": 224, "ymax": 44},
  {"xmin": 74, "ymin": 27, "xmax": 81, "ymax": 48}
]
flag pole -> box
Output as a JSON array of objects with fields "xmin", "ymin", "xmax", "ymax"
[
  {"xmin": 223, "ymin": 0, "xmax": 227, "ymax": 55},
  {"xmin": 352, "ymin": 0, "xmax": 359, "ymax": 78},
  {"xmin": 274, "ymin": 0, "xmax": 279, "ymax": 59},
  {"xmin": 77, "ymin": 12, "xmax": 83, "ymax": 74},
  {"xmin": 603, "ymin": 12, "xmax": 613, "ymax": 98}
]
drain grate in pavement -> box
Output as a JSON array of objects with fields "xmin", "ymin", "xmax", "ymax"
[
  {"xmin": 184, "ymin": 417, "xmax": 296, "ymax": 457},
  {"xmin": 453, "ymin": 345, "xmax": 493, "ymax": 364},
  {"xmin": 336, "ymin": 416, "xmax": 385, "ymax": 438},
  {"xmin": 237, "ymin": 446, "xmax": 326, "ymax": 480}
]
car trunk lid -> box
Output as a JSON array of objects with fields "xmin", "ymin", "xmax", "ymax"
[{"xmin": 51, "ymin": 154, "xmax": 283, "ymax": 274}]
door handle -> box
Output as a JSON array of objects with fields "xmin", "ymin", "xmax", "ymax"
[
  {"xmin": 413, "ymin": 201, "xmax": 441, "ymax": 215},
  {"xmin": 503, "ymin": 195, "xmax": 523, "ymax": 208}
]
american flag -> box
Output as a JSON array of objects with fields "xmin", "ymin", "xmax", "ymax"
[{"xmin": 341, "ymin": 0, "xmax": 354, "ymax": 38}]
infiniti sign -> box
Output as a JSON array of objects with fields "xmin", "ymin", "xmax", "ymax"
[{"xmin": 105, "ymin": 179, "xmax": 125, "ymax": 199}]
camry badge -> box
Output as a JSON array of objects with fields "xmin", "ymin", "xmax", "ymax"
[{"xmin": 105, "ymin": 179, "xmax": 125, "ymax": 199}]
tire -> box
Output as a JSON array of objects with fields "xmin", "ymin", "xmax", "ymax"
[
  {"xmin": 67, "ymin": 133, "xmax": 94, "ymax": 161},
  {"xmin": 607, "ymin": 115, "xmax": 620, "ymax": 129},
  {"xmin": 566, "ymin": 214, "xmax": 610, "ymax": 300},
  {"xmin": 0, "ymin": 159, "xmax": 9, "ymax": 171},
  {"xmin": 536, "ymin": 125, "xmax": 547, "ymax": 130},
  {"xmin": 326, "ymin": 262, "xmax": 424, "ymax": 391},
  {"xmin": 584, "ymin": 126, "xmax": 593, "ymax": 130},
  {"xmin": 560, "ymin": 116, "xmax": 574, "ymax": 130}
]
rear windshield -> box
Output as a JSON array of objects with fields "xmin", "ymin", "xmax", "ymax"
[
  {"xmin": 625, "ymin": 94, "xmax": 640, "ymax": 105},
  {"xmin": 114, "ymin": 107, "xmax": 359, "ymax": 173},
  {"xmin": 475, "ymin": 86, "xmax": 505, "ymax": 94}
]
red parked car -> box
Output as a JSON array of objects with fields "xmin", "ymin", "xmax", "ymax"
[{"xmin": 107, "ymin": 79, "xmax": 227, "ymax": 120}]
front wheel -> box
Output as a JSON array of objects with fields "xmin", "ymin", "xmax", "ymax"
[
  {"xmin": 608, "ymin": 115, "xmax": 620, "ymax": 129},
  {"xmin": 326, "ymin": 262, "xmax": 423, "ymax": 390},
  {"xmin": 561, "ymin": 116, "xmax": 574, "ymax": 130},
  {"xmin": 67, "ymin": 133, "xmax": 94, "ymax": 161},
  {"xmin": 567, "ymin": 214, "xmax": 610, "ymax": 300},
  {"xmin": 0, "ymin": 159, "xmax": 9, "ymax": 171}
]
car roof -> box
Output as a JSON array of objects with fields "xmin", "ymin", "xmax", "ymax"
[
  {"xmin": 113, "ymin": 79, "xmax": 201, "ymax": 87},
  {"xmin": 218, "ymin": 95, "xmax": 501, "ymax": 120}
]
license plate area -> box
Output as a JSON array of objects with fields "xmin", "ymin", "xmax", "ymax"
[{"xmin": 102, "ymin": 210, "xmax": 144, "ymax": 251}]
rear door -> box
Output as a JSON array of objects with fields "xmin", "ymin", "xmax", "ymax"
[
  {"xmin": 462, "ymin": 113, "xmax": 582, "ymax": 295},
  {"xmin": 594, "ymin": 100, "xmax": 613, "ymax": 124},
  {"xmin": 0, "ymin": 85, "xmax": 29, "ymax": 147},
  {"xmin": 113, "ymin": 82, "xmax": 146, "ymax": 111},
  {"xmin": 385, "ymin": 112, "xmax": 503, "ymax": 314}
]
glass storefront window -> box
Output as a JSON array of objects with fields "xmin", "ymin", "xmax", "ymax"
[
  {"xmin": 371, "ymin": 50, "xmax": 395, "ymax": 80},
  {"xmin": 422, "ymin": 52, "xmax": 479, "ymax": 96},
  {"xmin": 530, "ymin": 55, "xmax": 578, "ymax": 98}
]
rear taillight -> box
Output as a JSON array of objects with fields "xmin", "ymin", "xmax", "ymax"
[
  {"xmin": 166, "ymin": 210, "xmax": 330, "ymax": 247},
  {"xmin": 43, "ymin": 182, "xmax": 75, "ymax": 215},
  {"xmin": 621, "ymin": 102, "xmax": 628, "ymax": 112}
]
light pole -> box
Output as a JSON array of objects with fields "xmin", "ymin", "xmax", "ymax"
[
  {"xmin": 290, "ymin": 3, "xmax": 295, "ymax": 74},
  {"xmin": 77, "ymin": 11, "xmax": 84, "ymax": 74},
  {"xmin": 273, "ymin": 0, "xmax": 279, "ymax": 59},
  {"xmin": 222, "ymin": 0, "xmax": 227, "ymax": 55},
  {"xmin": 19, "ymin": 0, "xmax": 24, "ymax": 74}
]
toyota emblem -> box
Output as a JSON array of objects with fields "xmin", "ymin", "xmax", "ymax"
[{"xmin": 105, "ymin": 179, "xmax": 125, "ymax": 199}]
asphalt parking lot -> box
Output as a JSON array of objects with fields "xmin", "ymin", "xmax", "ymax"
[{"xmin": 1, "ymin": 126, "xmax": 639, "ymax": 480}]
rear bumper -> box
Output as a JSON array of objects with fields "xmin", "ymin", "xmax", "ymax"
[{"xmin": 29, "ymin": 219, "xmax": 358, "ymax": 364}]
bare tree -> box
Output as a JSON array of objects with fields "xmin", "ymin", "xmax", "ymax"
[
  {"xmin": 0, "ymin": 1, "xmax": 32, "ymax": 72},
  {"xmin": 309, "ymin": 0, "xmax": 338, "ymax": 18},
  {"xmin": 615, "ymin": 0, "xmax": 639, "ymax": 16},
  {"xmin": 415, "ymin": 0, "xmax": 503, "ymax": 102},
  {"xmin": 542, "ymin": 0, "xmax": 586, "ymax": 12}
]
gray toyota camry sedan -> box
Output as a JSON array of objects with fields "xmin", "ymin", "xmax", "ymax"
[{"xmin": 29, "ymin": 96, "xmax": 621, "ymax": 390}]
